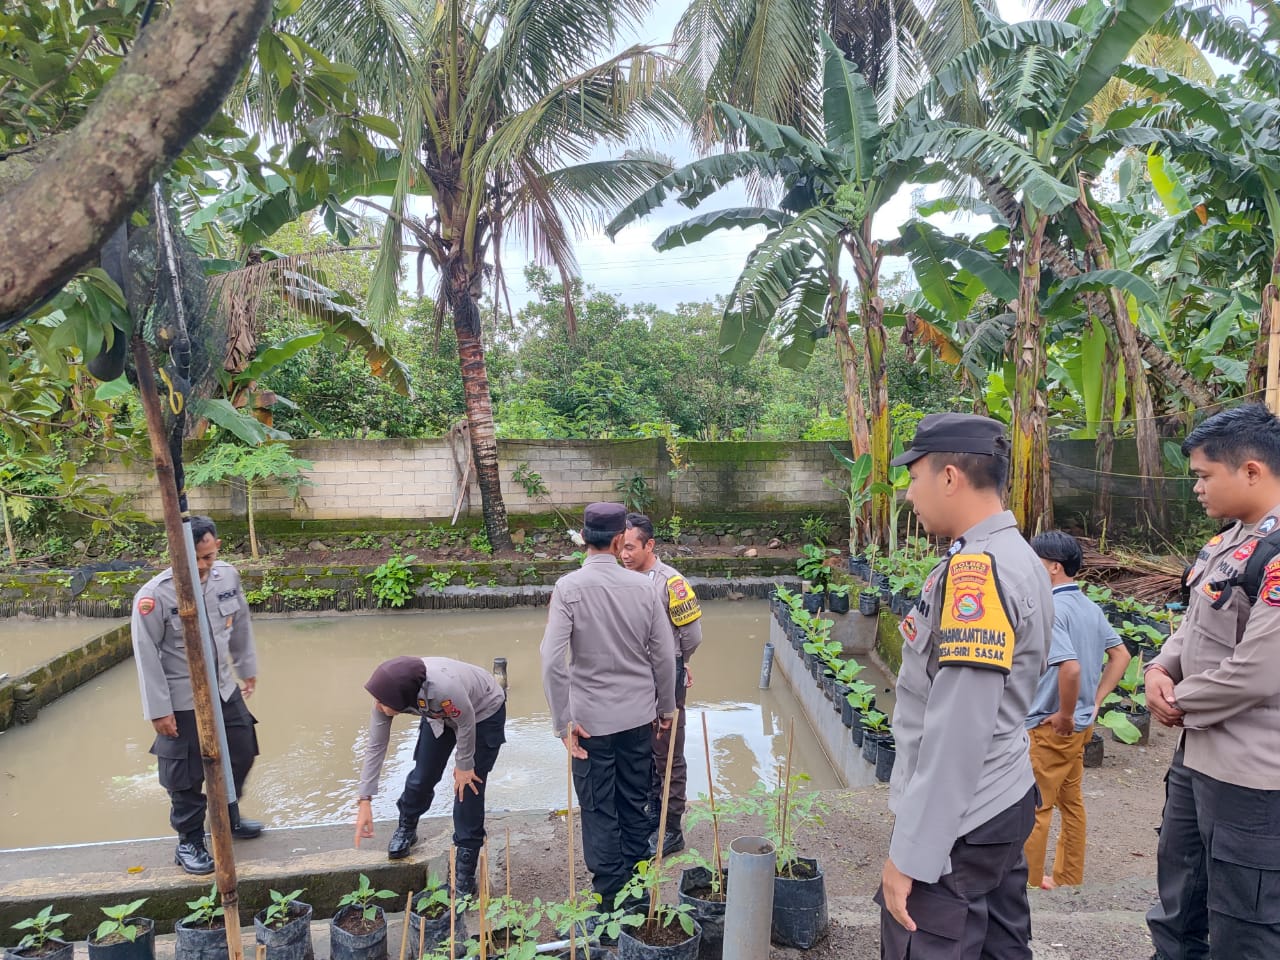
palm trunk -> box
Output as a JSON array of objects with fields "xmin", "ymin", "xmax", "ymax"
[
  {"xmin": 861, "ymin": 301, "xmax": 890, "ymax": 549},
  {"xmin": 831, "ymin": 284, "xmax": 871, "ymax": 459},
  {"xmin": 1095, "ymin": 331, "xmax": 1118, "ymax": 529},
  {"xmin": 1249, "ymin": 250, "xmax": 1280, "ymax": 402},
  {"xmin": 851, "ymin": 234, "xmax": 891, "ymax": 549},
  {"xmin": 984, "ymin": 181, "xmax": 1214, "ymax": 409},
  {"xmin": 1, "ymin": 491, "xmax": 16, "ymax": 564},
  {"xmin": 246, "ymin": 483, "xmax": 259, "ymax": 561},
  {"xmin": 1078, "ymin": 198, "xmax": 1166, "ymax": 529},
  {"xmin": 1010, "ymin": 215, "xmax": 1051, "ymax": 534},
  {"xmin": 448, "ymin": 269, "xmax": 512, "ymax": 551}
]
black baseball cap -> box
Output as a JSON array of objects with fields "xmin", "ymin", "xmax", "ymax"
[{"xmin": 890, "ymin": 413, "xmax": 1011, "ymax": 467}]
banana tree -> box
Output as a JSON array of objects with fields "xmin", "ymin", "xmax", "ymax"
[
  {"xmin": 894, "ymin": 0, "xmax": 1175, "ymax": 531},
  {"xmin": 608, "ymin": 34, "xmax": 1066, "ymax": 547}
]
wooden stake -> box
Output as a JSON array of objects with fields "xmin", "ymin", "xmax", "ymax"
[
  {"xmin": 779, "ymin": 719, "xmax": 796, "ymax": 877},
  {"xmin": 651, "ymin": 707, "xmax": 682, "ymax": 923},
  {"xmin": 417, "ymin": 884, "xmax": 427, "ymax": 960},
  {"xmin": 566, "ymin": 742, "xmax": 577, "ymax": 960},
  {"xmin": 256, "ymin": 945, "xmax": 265, "ymax": 960},
  {"xmin": 448, "ymin": 847, "xmax": 457, "ymax": 960},
  {"xmin": 505, "ymin": 826, "xmax": 512, "ymax": 956},
  {"xmin": 398, "ymin": 891, "xmax": 412, "ymax": 960},
  {"xmin": 701, "ymin": 712, "xmax": 723, "ymax": 885},
  {"xmin": 478, "ymin": 846, "xmax": 489, "ymax": 960},
  {"xmin": 131, "ymin": 333, "xmax": 242, "ymax": 960}
]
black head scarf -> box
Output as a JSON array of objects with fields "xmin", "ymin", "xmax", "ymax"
[{"xmin": 364, "ymin": 656, "xmax": 427, "ymax": 712}]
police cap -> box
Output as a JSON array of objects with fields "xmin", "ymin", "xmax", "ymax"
[
  {"xmin": 583, "ymin": 502, "xmax": 627, "ymax": 539},
  {"xmin": 890, "ymin": 412, "xmax": 1010, "ymax": 467}
]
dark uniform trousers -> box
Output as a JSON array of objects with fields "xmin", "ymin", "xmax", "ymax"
[
  {"xmin": 1189, "ymin": 766, "xmax": 1280, "ymax": 960},
  {"xmin": 1147, "ymin": 747, "xmax": 1210, "ymax": 960},
  {"xmin": 651, "ymin": 657, "xmax": 687, "ymax": 823},
  {"xmin": 399, "ymin": 700, "xmax": 506, "ymax": 850},
  {"xmin": 878, "ymin": 786, "xmax": 1038, "ymax": 960},
  {"xmin": 575, "ymin": 722, "xmax": 653, "ymax": 902},
  {"xmin": 153, "ymin": 688, "xmax": 258, "ymax": 840}
]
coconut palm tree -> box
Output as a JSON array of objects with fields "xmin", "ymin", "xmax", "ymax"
[{"xmin": 228, "ymin": 0, "xmax": 679, "ymax": 548}]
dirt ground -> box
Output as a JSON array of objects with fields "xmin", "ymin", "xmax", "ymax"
[{"xmin": 499, "ymin": 721, "xmax": 1176, "ymax": 959}]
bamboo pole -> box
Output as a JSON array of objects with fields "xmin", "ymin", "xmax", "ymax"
[
  {"xmin": 650, "ymin": 707, "xmax": 682, "ymax": 923},
  {"xmin": 700, "ymin": 712, "xmax": 723, "ymax": 885},
  {"xmin": 566, "ymin": 748, "xmax": 576, "ymax": 960},
  {"xmin": 505, "ymin": 826, "xmax": 512, "ymax": 956},
  {"xmin": 448, "ymin": 848, "xmax": 457, "ymax": 960},
  {"xmin": 478, "ymin": 846, "xmax": 489, "ymax": 960},
  {"xmin": 779, "ymin": 720, "xmax": 796, "ymax": 878},
  {"xmin": 398, "ymin": 892, "xmax": 412, "ymax": 960},
  {"xmin": 131, "ymin": 333, "xmax": 241, "ymax": 960}
]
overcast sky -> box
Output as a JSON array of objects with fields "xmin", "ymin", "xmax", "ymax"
[{"xmin": 494, "ymin": 0, "xmax": 1033, "ymax": 313}]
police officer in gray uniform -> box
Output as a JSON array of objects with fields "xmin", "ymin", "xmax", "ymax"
[
  {"xmin": 131, "ymin": 516, "xmax": 262, "ymax": 875},
  {"xmin": 621, "ymin": 513, "xmax": 703, "ymax": 858},
  {"xmin": 877, "ymin": 414, "xmax": 1052, "ymax": 959},
  {"xmin": 353, "ymin": 656, "xmax": 507, "ymax": 897},
  {"xmin": 1145, "ymin": 404, "xmax": 1280, "ymax": 960},
  {"xmin": 541, "ymin": 502, "xmax": 677, "ymax": 917}
]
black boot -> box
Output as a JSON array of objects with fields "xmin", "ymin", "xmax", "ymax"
[
  {"xmin": 229, "ymin": 803, "xmax": 263, "ymax": 839},
  {"xmin": 388, "ymin": 816, "xmax": 419, "ymax": 860},
  {"xmin": 175, "ymin": 833, "xmax": 215, "ymax": 875},
  {"xmin": 646, "ymin": 820, "xmax": 684, "ymax": 858},
  {"xmin": 454, "ymin": 845, "xmax": 480, "ymax": 899}
]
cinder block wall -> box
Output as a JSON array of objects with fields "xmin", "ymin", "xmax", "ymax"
[{"xmin": 91, "ymin": 437, "xmax": 1195, "ymax": 524}]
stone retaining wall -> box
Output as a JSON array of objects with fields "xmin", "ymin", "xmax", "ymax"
[
  {"xmin": 0, "ymin": 557, "xmax": 794, "ymax": 618},
  {"xmin": 0, "ymin": 623, "xmax": 132, "ymax": 732}
]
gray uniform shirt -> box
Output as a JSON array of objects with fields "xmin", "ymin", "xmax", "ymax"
[
  {"xmin": 541, "ymin": 553, "xmax": 677, "ymax": 739},
  {"xmin": 645, "ymin": 557, "xmax": 703, "ymax": 661},
  {"xmin": 1150, "ymin": 506, "xmax": 1280, "ymax": 790},
  {"xmin": 357, "ymin": 657, "xmax": 506, "ymax": 796},
  {"xmin": 131, "ymin": 560, "xmax": 257, "ymax": 720},
  {"xmin": 888, "ymin": 510, "xmax": 1051, "ymax": 883}
]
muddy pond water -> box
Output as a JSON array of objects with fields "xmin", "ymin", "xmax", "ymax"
[
  {"xmin": 0, "ymin": 617, "xmax": 127, "ymax": 677},
  {"xmin": 0, "ymin": 601, "xmax": 864, "ymax": 848}
]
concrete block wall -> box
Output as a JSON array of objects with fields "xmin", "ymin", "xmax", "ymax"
[{"xmin": 89, "ymin": 437, "xmax": 1195, "ymax": 524}]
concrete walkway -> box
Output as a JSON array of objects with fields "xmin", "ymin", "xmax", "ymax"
[{"xmin": 0, "ymin": 811, "xmax": 558, "ymax": 940}]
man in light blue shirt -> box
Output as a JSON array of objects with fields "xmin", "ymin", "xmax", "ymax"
[{"xmin": 1024, "ymin": 531, "xmax": 1131, "ymax": 889}]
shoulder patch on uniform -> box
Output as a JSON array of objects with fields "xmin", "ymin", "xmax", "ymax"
[
  {"xmin": 440, "ymin": 698, "xmax": 462, "ymax": 719},
  {"xmin": 417, "ymin": 698, "xmax": 427, "ymax": 709},
  {"xmin": 137, "ymin": 596, "xmax": 155, "ymax": 616},
  {"xmin": 1207, "ymin": 532, "xmax": 1226, "ymax": 547},
  {"xmin": 666, "ymin": 574, "xmax": 702, "ymax": 626},
  {"xmin": 1261, "ymin": 557, "xmax": 1280, "ymax": 607},
  {"xmin": 936, "ymin": 552, "xmax": 1015, "ymax": 673},
  {"xmin": 1259, "ymin": 516, "xmax": 1278, "ymax": 535},
  {"xmin": 900, "ymin": 614, "xmax": 917, "ymax": 644}
]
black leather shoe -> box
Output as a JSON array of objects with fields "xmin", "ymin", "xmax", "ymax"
[
  {"xmin": 175, "ymin": 838, "xmax": 215, "ymax": 875},
  {"xmin": 388, "ymin": 821, "xmax": 418, "ymax": 860},
  {"xmin": 231, "ymin": 816, "xmax": 264, "ymax": 839},
  {"xmin": 229, "ymin": 804, "xmax": 264, "ymax": 839},
  {"xmin": 646, "ymin": 827, "xmax": 685, "ymax": 858}
]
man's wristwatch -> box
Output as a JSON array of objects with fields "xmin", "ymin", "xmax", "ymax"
[{"xmin": 358, "ymin": 795, "xmax": 372, "ymax": 803}]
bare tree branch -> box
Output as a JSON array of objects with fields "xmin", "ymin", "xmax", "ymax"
[{"xmin": 0, "ymin": 0, "xmax": 273, "ymax": 325}]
